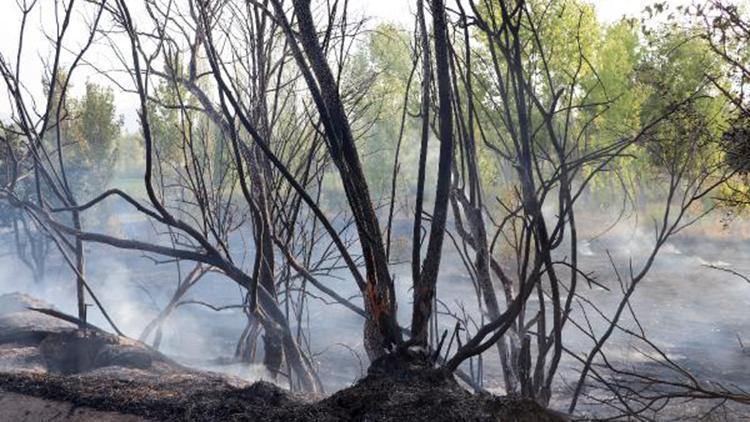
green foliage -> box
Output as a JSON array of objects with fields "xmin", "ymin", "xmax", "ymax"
[
  {"xmin": 586, "ymin": 19, "xmax": 645, "ymax": 141},
  {"xmin": 466, "ymin": 0, "xmax": 735, "ymax": 207},
  {"xmin": 637, "ymin": 25, "xmax": 729, "ymax": 177},
  {"xmin": 527, "ymin": 0, "xmax": 600, "ymax": 89},
  {"xmin": 147, "ymin": 79, "xmax": 185, "ymax": 165},
  {"xmin": 0, "ymin": 124, "xmax": 22, "ymax": 227},
  {"xmin": 348, "ymin": 24, "xmax": 419, "ymax": 199},
  {"xmin": 66, "ymin": 82, "xmax": 123, "ymax": 196},
  {"xmin": 39, "ymin": 71, "xmax": 123, "ymax": 199}
]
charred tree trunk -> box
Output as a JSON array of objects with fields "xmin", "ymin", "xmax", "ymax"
[
  {"xmin": 411, "ymin": 0, "xmax": 455, "ymax": 346},
  {"xmin": 452, "ymin": 194, "xmax": 520, "ymax": 393},
  {"xmin": 248, "ymin": 153, "xmax": 284, "ymax": 375},
  {"xmin": 73, "ymin": 211, "xmax": 86, "ymax": 329},
  {"xmin": 411, "ymin": 0, "xmax": 431, "ymax": 294},
  {"xmin": 248, "ymin": 30, "xmax": 284, "ymax": 374},
  {"xmin": 282, "ymin": 0, "xmax": 402, "ymax": 359}
]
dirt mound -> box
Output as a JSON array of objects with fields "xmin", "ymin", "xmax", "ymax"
[
  {"xmin": 312, "ymin": 359, "xmax": 565, "ymax": 422},
  {"xmin": 0, "ymin": 293, "xmax": 181, "ymax": 375},
  {"xmin": 36, "ymin": 331, "xmax": 179, "ymax": 374},
  {"xmin": 0, "ymin": 305, "xmax": 76, "ymax": 345}
]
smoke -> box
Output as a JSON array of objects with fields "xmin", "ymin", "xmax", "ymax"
[{"xmin": 1, "ymin": 184, "xmax": 749, "ymax": 400}]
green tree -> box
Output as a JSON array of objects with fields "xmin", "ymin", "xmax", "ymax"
[
  {"xmin": 637, "ymin": 25, "xmax": 729, "ymax": 176},
  {"xmin": 67, "ymin": 82, "xmax": 123, "ymax": 196},
  {"xmin": 356, "ymin": 24, "xmax": 417, "ymax": 198},
  {"xmin": 147, "ymin": 79, "xmax": 185, "ymax": 166}
]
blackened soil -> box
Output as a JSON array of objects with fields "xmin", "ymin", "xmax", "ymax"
[{"xmin": 0, "ymin": 367, "xmax": 565, "ymax": 421}]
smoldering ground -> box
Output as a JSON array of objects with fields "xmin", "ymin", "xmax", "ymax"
[{"xmin": 1, "ymin": 193, "xmax": 749, "ymax": 419}]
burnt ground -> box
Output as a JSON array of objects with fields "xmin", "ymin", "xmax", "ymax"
[
  {"xmin": 0, "ymin": 367, "xmax": 564, "ymax": 422},
  {"xmin": 0, "ymin": 293, "xmax": 564, "ymax": 422}
]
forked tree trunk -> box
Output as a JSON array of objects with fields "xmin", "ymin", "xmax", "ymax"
[
  {"xmin": 411, "ymin": 0, "xmax": 455, "ymax": 345},
  {"xmin": 286, "ymin": 0, "xmax": 402, "ymax": 359}
]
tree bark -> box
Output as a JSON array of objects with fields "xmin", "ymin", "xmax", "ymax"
[
  {"xmin": 411, "ymin": 0, "xmax": 455, "ymax": 345},
  {"xmin": 284, "ymin": 0, "xmax": 402, "ymax": 359}
]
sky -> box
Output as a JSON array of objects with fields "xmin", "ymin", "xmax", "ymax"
[{"xmin": 0, "ymin": 0, "xmax": 681, "ymax": 128}]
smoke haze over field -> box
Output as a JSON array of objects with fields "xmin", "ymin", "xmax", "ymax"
[{"xmin": 2, "ymin": 204, "xmax": 749, "ymax": 398}]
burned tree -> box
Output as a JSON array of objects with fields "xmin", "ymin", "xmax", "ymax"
[{"xmin": 0, "ymin": 0, "xmax": 117, "ymax": 331}]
